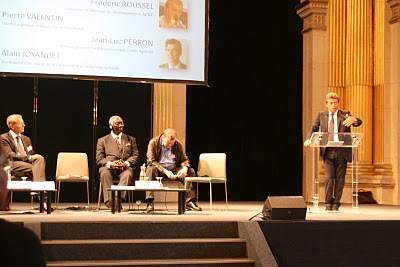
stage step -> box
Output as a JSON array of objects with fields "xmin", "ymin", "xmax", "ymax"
[
  {"xmin": 41, "ymin": 221, "xmax": 255, "ymax": 266},
  {"xmin": 47, "ymin": 258, "xmax": 255, "ymax": 266}
]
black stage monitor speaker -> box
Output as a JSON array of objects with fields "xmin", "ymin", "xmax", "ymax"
[{"xmin": 262, "ymin": 196, "xmax": 307, "ymax": 220}]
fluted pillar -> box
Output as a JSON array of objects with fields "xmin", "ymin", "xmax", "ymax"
[
  {"xmin": 344, "ymin": 0, "xmax": 374, "ymax": 164},
  {"xmin": 328, "ymin": 0, "xmax": 346, "ymax": 98},
  {"xmin": 387, "ymin": 0, "xmax": 400, "ymax": 204},
  {"xmin": 373, "ymin": 0, "xmax": 385, "ymax": 165},
  {"xmin": 296, "ymin": 0, "xmax": 329, "ymax": 203},
  {"xmin": 153, "ymin": 83, "xmax": 187, "ymax": 148}
]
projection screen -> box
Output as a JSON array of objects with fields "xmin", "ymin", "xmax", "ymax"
[{"xmin": 0, "ymin": 0, "xmax": 209, "ymax": 84}]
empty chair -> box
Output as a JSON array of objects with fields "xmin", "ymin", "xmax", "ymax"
[
  {"xmin": 55, "ymin": 152, "xmax": 90, "ymax": 208},
  {"xmin": 185, "ymin": 153, "xmax": 228, "ymax": 211}
]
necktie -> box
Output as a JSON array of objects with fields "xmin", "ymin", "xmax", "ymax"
[
  {"xmin": 329, "ymin": 113, "xmax": 334, "ymax": 141},
  {"xmin": 115, "ymin": 137, "xmax": 120, "ymax": 148},
  {"xmin": 16, "ymin": 136, "xmax": 26, "ymax": 156}
]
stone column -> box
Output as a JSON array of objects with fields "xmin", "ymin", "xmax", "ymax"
[
  {"xmin": 153, "ymin": 83, "xmax": 187, "ymax": 148},
  {"xmin": 374, "ymin": 0, "xmax": 385, "ymax": 165},
  {"xmin": 344, "ymin": 0, "xmax": 374, "ymax": 165},
  {"xmin": 328, "ymin": 0, "xmax": 346, "ymax": 98},
  {"xmin": 296, "ymin": 0, "xmax": 329, "ymax": 203},
  {"xmin": 386, "ymin": 0, "xmax": 400, "ymax": 204}
]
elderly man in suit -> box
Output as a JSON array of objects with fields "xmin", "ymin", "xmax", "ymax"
[
  {"xmin": 96, "ymin": 115, "xmax": 139, "ymax": 208},
  {"xmin": 304, "ymin": 92, "xmax": 362, "ymax": 211},
  {"xmin": 0, "ymin": 114, "xmax": 46, "ymax": 182}
]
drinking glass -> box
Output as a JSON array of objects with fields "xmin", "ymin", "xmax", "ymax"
[
  {"xmin": 21, "ymin": 176, "xmax": 28, "ymax": 187},
  {"xmin": 156, "ymin": 176, "xmax": 163, "ymax": 187},
  {"xmin": 136, "ymin": 200, "xmax": 141, "ymax": 211}
]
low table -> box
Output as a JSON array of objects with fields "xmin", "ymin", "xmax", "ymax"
[
  {"xmin": 7, "ymin": 181, "xmax": 57, "ymax": 214},
  {"xmin": 108, "ymin": 186, "xmax": 187, "ymax": 214}
]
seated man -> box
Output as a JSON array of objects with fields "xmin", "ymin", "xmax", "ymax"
[
  {"xmin": 96, "ymin": 115, "xmax": 139, "ymax": 209},
  {"xmin": 145, "ymin": 128, "xmax": 201, "ymax": 212},
  {"xmin": 0, "ymin": 114, "xmax": 49, "ymax": 210},
  {"xmin": 0, "ymin": 114, "xmax": 46, "ymax": 182}
]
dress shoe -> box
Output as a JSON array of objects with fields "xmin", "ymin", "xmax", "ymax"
[
  {"xmin": 43, "ymin": 202, "xmax": 54, "ymax": 212},
  {"xmin": 325, "ymin": 206, "xmax": 332, "ymax": 211},
  {"xmin": 105, "ymin": 201, "xmax": 112, "ymax": 209},
  {"xmin": 146, "ymin": 202, "xmax": 154, "ymax": 212},
  {"xmin": 186, "ymin": 201, "xmax": 202, "ymax": 211},
  {"xmin": 332, "ymin": 206, "xmax": 339, "ymax": 211}
]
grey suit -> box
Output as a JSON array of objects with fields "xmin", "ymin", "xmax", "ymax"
[
  {"xmin": 96, "ymin": 133, "xmax": 139, "ymax": 203},
  {"xmin": 0, "ymin": 131, "xmax": 46, "ymax": 181},
  {"xmin": 306, "ymin": 110, "xmax": 362, "ymax": 208}
]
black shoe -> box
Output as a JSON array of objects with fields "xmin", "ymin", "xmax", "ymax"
[
  {"xmin": 146, "ymin": 202, "xmax": 154, "ymax": 212},
  {"xmin": 186, "ymin": 201, "xmax": 202, "ymax": 211},
  {"xmin": 332, "ymin": 206, "xmax": 339, "ymax": 211},
  {"xmin": 325, "ymin": 205, "xmax": 332, "ymax": 211},
  {"xmin": 105, "ymin": 201, "xmax": 112, "ymax": 209}
]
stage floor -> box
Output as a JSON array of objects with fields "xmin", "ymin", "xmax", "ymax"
[{"xmin": 1, "ymin": 201, "xmax": 400, "ymax": 223}]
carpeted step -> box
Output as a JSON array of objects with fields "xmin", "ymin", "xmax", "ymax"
[
  {"xmin": 43, "ymin": 238, "xmax": 248, "ymax": 261},
  {"xmin": 41, "ymin": 221, "xmax": 239, "ymax": 240},
  {"xmin": 42, "ymin": 221, "xmax": 257, "ymax": 266},
  {"xmin": 46, "ymin": 258, "xmax": 255, "ymax": 267}
]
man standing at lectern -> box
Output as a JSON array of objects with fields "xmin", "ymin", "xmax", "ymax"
[{"xmin": 304, "ymin": 92, "xmax": 362, "ymax": 211}]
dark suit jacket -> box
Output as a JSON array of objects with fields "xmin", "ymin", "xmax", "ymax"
[
  {"xmin": 0, "ymin": 132, "xmax": 34, "ymax": 163},
  {"xmin": 96, "ymin": 133, "xmax": 139, "ymax": 173},
  {"xmin": 306, "ymin": 110, "xmax": 362, "ymax": 162}
]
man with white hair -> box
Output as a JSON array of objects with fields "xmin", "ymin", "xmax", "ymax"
[
  {"xmin": 0, "ymin": 114, "xmax": 46, "ymax": 182},
  {"xmin": 96, "ymin": 115, "xmax": 139, "ymax": 209}
]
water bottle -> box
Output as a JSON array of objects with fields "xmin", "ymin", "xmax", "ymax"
[{"xmin": 139, "ymin": 163, "xmax": 146, "ymax": 181}]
